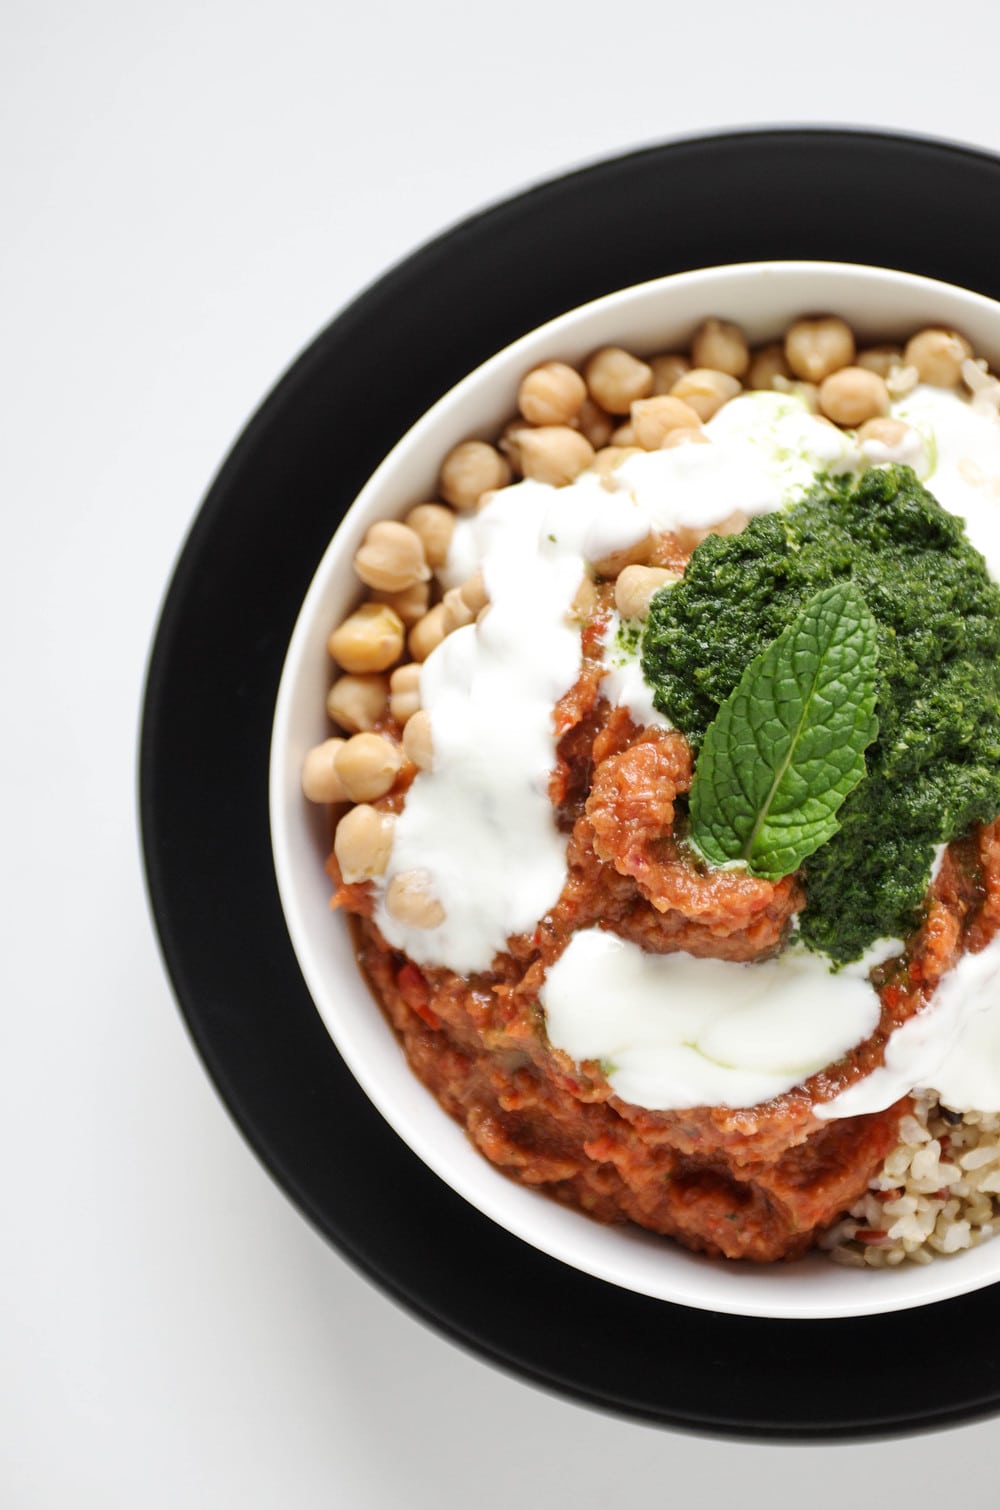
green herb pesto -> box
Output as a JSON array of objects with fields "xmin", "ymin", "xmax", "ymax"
[{"xmin": 641, "ymin": 466, "xmax": 1000, "ymax": 963}]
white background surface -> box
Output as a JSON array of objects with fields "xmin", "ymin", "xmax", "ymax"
[{"xmin": 7, "ymin": 1, "xmax": 1000, "ymax": 1504}]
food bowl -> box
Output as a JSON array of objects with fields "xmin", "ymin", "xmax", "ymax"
[{"xmin": 270, "ymin": 259, "xmax": 1000, "ymax": 1319}]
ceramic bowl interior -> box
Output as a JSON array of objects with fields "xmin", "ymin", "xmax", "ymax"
[{"xmin": 270, "ymin": 260, "xmax": 1000, "ymax": 1319}]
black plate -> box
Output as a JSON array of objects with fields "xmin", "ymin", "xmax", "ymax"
[{"xmin": 140, "ymin": 129, "xmax": 1000, "ymax": 1439}]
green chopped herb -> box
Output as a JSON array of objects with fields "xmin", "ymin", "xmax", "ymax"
[
  {"xmin": 615, "ymin": 619, "xmax": 642, "ymax": 656},
  {"xmin": 641, "ymin": 466, "xmax": 1000, "ymax": 961}
]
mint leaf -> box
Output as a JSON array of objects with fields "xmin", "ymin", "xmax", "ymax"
[{"xmin": 688, "ymin": 583, "xmax": 878, "ymax": 880}]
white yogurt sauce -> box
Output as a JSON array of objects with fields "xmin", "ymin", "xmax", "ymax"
[
  {"xmin": 540, "ymin": 928, "xmax": 882, "ymax": 1110},
  {"xmin": 601, "ymin": 612, "xmax": 672, "ymax": 731},
  {"xmin": 374, "ymin": 479, "xmax": 593, "ymax": 974},
  {"xmin": 816, "ymin": 933, "xmax": 1000, "ymax": 1119},
  {"xmin": 372, "ymin": 382, "xmax": 1000, "ymax": 1114},
  {"xmin": 607, "ymin": 391, "xmax": 859, "ymax": 532},
  {"xmin": 893, "ymin": 384, "xmax": 1000, "ymax": 578}
]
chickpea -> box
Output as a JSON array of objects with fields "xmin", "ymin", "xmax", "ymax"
[
  {"xmin": 575, "ymin": 397, "xmax": 614, "ymax": 449},
  {"xmin": 784, "ymin": 316, "xmax": 855, "ymax": 382},
  {"xmin": 710, "ymin": 509, "xmax": 750, "ymax": 538},
  {"xmin": 690, "ymin": 317, "xmax": 750, "ymax": 378},
  {"xmin": 301, "ymin": 738, "xmax": 348, "ymax": 803},
  {"xmin": 372, "ymin": 579, "xmax": 430, "ymax": 627},
  {"xmin": 772, "ymin": 375, "xmax": 820, "ymax": 411},
  {"xmin": 675, "ymin": 514, "xmax": 745, "ymax": 552},
  {"xmin": 568, "ymin": 574, "xmax": 598, "ymax": 623},
  {"xmin": 614, "ymin": 565, "xmax": 681, "ymax": 620},
  {"xmin": 328, "ymin": 602, "xmax": 405, "ymax": 674},
  {"xmin": 747, "ymin": 343, "xmax": 791, "ymax": 390},
  {"xmin": 885, "ymin": 363, "xmax": 919, "ymax": 399},
  {"xmin": 589, "ymin": 445, "xmax": 642, "ymax": 475},
  {"xmin": 334, "ymin": 804, "xmax": 396, "ymax": 885},
  {"xmin": 669, "ymin": 369, "xmax": 742, "ymax": 421},
  {"xmin": 962, "ymin": 358, "xmax": 1000, "ymax": 415},
  {"xmin": 458, "ymin": 570, "xmax": 489, "ymax": 613},
  {"xmin": 856, "ymin": 345, "xmax": 903, "ymax": 379},
  {"xmin": 674, "ymin": 513, "xmax": 751, "ymax": 551},
  {"xmin": 326, "ymin": 672, "xmax": 389, "ymax": 733},
  {"xmin": 649, "ymin": 353, "xmax": 690, "ymax": 395},
  {"xmin": 672, "ymin": 523, "xmax": 706, "ymax": 552},
  {"xmin": 510, "ymin": 426, "xmax": 595, "ymax": 486},
  {"xmin": 630, "ymin": 396, "xmax": 703, "ymax": 450},
  {"xmin": 408, "ymin": 602, "xmax": 448, "ymax": 662},
  {"xmin": 404, "ymin": 503, "xmax": 455, "ymax": 570},
  {"xmin": 904, "ymin": 328, "xmax": 973, "ymax": 387},
  {"xmin": 385, "ymin": 869, "xmax": 445, "ymax": 929},
  {"xmin": 334, "ymin": 732, "xmax": 403, "ymax": 802},
  {"xmin": 389, "ymin": 662, "xmax": 421, "ymax": 725},
  {"xmin": 442, "ymin": 585, "xmax": 475, "ymax": 633},
  {"xmin": 499, "ymin": 416, "xmax": 525, "ymax": 458},
  {"xmin": 517, "ymin": 361, "xmax": 587, "ymax": 426},
  {"xmin": 610, "ymin": 421, "xmax": 636, "ymax": 447},
  {"xmin": 818, "ymin": 367, "xmax": 890, "ymax": 427},
  {"xmin": 353, "ymin": 520, "xmax": 430, "ymax": 593},
  {"xmin": 660, "ymin": 427, "xmax": 710, "ymax": 449},
  {"xmin": 584, "ymin": 347, "xmax": 654, "ymax": 414},
  {"xmin": 439, "ymin": 440, "xmax": 510, "ymax": 510},
  {"xmin": 402, "ymin": 709, "xmax": 434, "ymax": 770},
  {"xmin": 856, "ymin": 416, "xmax": 910, "ymax": 449},
  {"xmin": 590, "ymin": 530, "xmax": 655, "ymax": 579}
]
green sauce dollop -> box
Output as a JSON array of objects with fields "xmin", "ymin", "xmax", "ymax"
[{"xmin": 641, "ymin": 466, "xmax": 1000, "ymax": 963}]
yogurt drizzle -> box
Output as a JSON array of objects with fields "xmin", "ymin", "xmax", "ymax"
[
  {"xmin": 539, "ymin": 928, "xmax": 883, "ymax": 1112},
  {"xmin": 372, "ymin": 386, "xmax": 1000, "ymax": 1113}
]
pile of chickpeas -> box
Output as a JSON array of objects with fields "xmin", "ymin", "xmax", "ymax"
[{"xmin": 302, "ymin": 314, "xmax": 988, "ymax": 929}]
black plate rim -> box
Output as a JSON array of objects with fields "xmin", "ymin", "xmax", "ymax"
[{"xmin": 140, "ymin": 126, "xmax": 1000, "ymax": 1440}]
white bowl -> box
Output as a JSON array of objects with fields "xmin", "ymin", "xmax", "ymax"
[{"xmin": 270, "ymin": 260, "xmax": 1000, "ymax": 1319}]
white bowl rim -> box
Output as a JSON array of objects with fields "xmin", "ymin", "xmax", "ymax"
[{"xmin": 270, "ymin": 259, "xmax": 1000, "ymax": 1319}]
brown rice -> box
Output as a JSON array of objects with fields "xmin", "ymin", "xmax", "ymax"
[{"xmin": 820, "ymin": 1094, "xmax": 1000, "ymax": 1267}]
